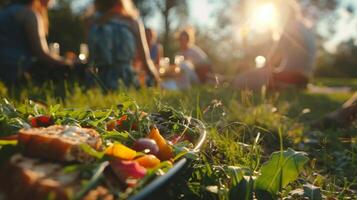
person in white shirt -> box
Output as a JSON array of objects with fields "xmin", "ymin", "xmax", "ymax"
[{"xmin": 176, "ymin": 27, "xmax": 213, "ymax": 84}]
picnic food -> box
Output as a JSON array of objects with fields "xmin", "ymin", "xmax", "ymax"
[
  {"xmin": 0, "ymin": 155, "xmax": 113, "ymax": 200},
  {"xmin": 132, "ymin": 138, "xmax": 159, "ymax": 156},
  {"xmin": 18, "ymin": 125, "xmax": 103, "ymax": 163},
  {"xmin": 0, "ymin": 154, "xmax": 80, "ymax": 200},
  {"xmin": 110, "ymin": 160, "xmax": 147, "ymax": 183},
  {"xmin": 135, "ymin": 154, "xmax": 161, "ymax": 169},
  {"xmin": 148, "ymin": 127, "xmax": 173, "ymax": 161},
  {"xmin": 29, "ymin": 115, "xmax": 54, "ymax": 128},
  {"xmin": 0, "ymin": 102, "xmax": 204, "ymax": 200},
  {"xmin": 105, "ymin": 143, "xmax": 137, "ymax": 160}
]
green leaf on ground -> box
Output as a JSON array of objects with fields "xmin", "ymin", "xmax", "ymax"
[
  {"xmin": 230, "ymin": 176, "xmax": 255, "ymax": 200},
  {"xmin": 255, "ymin": 148, "xmax": 309, "ymax": 196}
]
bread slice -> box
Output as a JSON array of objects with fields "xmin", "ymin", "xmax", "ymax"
[
  {"xmin": 0, "ymin": 154, "xmax": 79, "ymax": 200},
  {"xmin": 82, "ymin": 186, "xmax": 114, "ymax": 200},
  {"xmin": 0, "ymin": 155, "xmax": 113, "ymax": 200},
  {"xmin": 18, "ymin": 125, "xmax": 103, "ymax": 163}
]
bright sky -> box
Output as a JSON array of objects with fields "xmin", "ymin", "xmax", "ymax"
[
  {"xmin": 323, "ymin": 0, "xmax": 357, "ymax": 53},
  {"xmin": 71, "ymin": 0, "xmax": 357, "ymax": 53},
  {"xmin": 189, "ymin": 0, "xmax": 216, "ymax": 26},
  {"xmin": 72, "ymin": 0, "xmax": 215, "ymax": 28},
  {"xmin": 145, "ymin": 0, "xmax": 216, "ymax": 31}
]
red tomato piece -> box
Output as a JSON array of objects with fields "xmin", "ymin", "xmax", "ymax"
[{"xmin": 30, "ymin": 116, "xmax": 54, "ymax": 127}]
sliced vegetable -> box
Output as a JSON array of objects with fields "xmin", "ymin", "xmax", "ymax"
[
  {"xmin": 106, "ymin": 120, "xmax": 117, "ymax": 131},
  {"xmin": 135, "ymin": 155, "xmax": 161, "ymax": 169},
  {"xmin": 110, "ymin": 160, "xmax": 147, "ymax": 183},
  {"xmin": 29, "ymin": 115, "xmax": 54, "ymax": 127},
  {"xmin": 106, "ymin": 115, "xmax": 138, "ymax": 131},
  {"xmin": 148, "ymin": 127, "xmax": 173, "ymax": 161},
  {"xmin": 105, "ymin": 143, "xmax": 137, "ymax": 160}
]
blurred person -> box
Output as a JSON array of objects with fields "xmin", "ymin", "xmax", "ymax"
[
  {"xmin": 88, "ymin": 0, "xmax": 160, "ymax": 90},
  {"xmin": 313, "ymin": 92, "xmax": 357, "ymax": 129},
  {"xmin": 176, "ymin": 27, "xmax": 213, "ymax": 83},
  {"xmin": 0, "ymin": 0, "xmax": 74, "ymax": 86},
  {"xmin": 233, "ymin": 0, "xmax": 316, "ymax": 90},
  {"xmin": 145, "ymin": 28, "xmax": 163, "ymax": 66}
]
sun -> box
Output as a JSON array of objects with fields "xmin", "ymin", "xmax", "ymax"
[{"xmin": 250, "ymin": 3, "xmax": 279, "ymax": 32}]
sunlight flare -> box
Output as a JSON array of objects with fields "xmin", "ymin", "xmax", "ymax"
[
  {"xmin": 255, "ymin": 56, "xmax": 266, "ymax": 68},
  {"xmin": 250, "ymin": 3, "xmax": 279, "ymax": 32}
]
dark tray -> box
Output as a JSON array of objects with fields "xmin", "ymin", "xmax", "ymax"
[{"xmin": 129, "ymin": 117, "xmax": 207, "ymax": 200}]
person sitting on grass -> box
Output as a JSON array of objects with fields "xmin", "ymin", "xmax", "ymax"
[
  {"xmin": 88, "ymin": 0, "xmax": 160, "ymax": 90},
  {"xmin": 0, "ymin": 0, "xmax": 74, "ymax": 86},
  {"xmin": 176, "ymin": 27, "xmax": 214, "ymax": 84},
  {"xmin": 145, "ymin": 28, "xmax": 163, "ymax": 67},
  {"xmin": 232, "ymin": 0, "xmax": 316, "ymax": 91}
]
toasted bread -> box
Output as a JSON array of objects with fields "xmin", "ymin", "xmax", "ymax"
[
  {"xmin": 82, "ymin": 186, "xmax": 114, "ymax": 200},
  {"xmin": 18, "ymin": 125, "xmax": 102, "ymax": 163},
  {"xmin": 0, "ymin": 155, "xmax": 115, "ymax": 200},
  {"xmin": 0, "ymin": 154, "xmax": 80, "ymax": 200}
]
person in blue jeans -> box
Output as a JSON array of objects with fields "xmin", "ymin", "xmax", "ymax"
[
  {"xmin": 88, "ymin": 0, "xmax": 160, "ymax": 90},
  {"xmin": 0, "ymin": 0, "xmax": 73, "ymax": 86}
]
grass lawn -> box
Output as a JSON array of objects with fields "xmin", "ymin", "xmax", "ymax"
[
  {"xmin": 314, "ymin": 78, "xmax": 357, "ymax": 90},
  {"xmin": 0, "ymin": 78, "xmax": 356, "ymax": 199}
]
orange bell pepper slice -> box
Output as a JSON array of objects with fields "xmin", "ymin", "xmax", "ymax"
[
  {"xmin": 148, "ymin": 127, "xmax": 173, "ymax": 161},
  {"xmin": 105, "ymin": 143, "xmax": 137, "ymax": 160},
  {"xmin": 135, "ymin": 155, "xmax": 161, "ymax": 169}
]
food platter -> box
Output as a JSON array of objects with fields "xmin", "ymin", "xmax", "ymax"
[
  {"xmin": 129, "ymin": 117, "xmax": 206, "ymax": 200},
  {"xmin": 0, "ymin": 103, "xmax": 207, "ymax": 200}
]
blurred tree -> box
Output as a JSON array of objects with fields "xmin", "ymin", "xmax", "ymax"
[
  {"xmin": 134, "ymin": 0, "xmax": 188, "ymax": 57},
  {"xmin": 316, "ymin": 39, "xmax": 357, "ymax": 78},
  {"xmin": 0, "ymin": 0, "xmax": 84, "ymax": 53},
  {"xmin": 309, "ymin": 0, "xmax": 357, "ymax": 78},
  {"xmin": 49, "ymin": 0, "xmax": 190, "ymax": 59},
  {"xmin": 133, "ymin": 0, "xmax": 155, "ymax": 22},
  {"xmin": 308, "ymin": 0, "xmax": 337, "ymax": 11},
  {"xmin": 158, "ymin": 0, "xmax": 188, "ymax": 57},
  {"xmin": 194, "ymin": 0, "xmax": 341, "ymax": 77},
  {"xmin": 0, "ymin": 0, "xmax": 10, "ymax": 8},
  {"xmin": 47, "ymin": 0, "xmax": 85, "ymax": 54}
]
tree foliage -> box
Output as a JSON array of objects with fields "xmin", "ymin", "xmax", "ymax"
[
  {"xmin": 134, "ymin": 0, "xmax": 188, "ymax": 56},
  {"xmin": 3, "ymin": 0, "xmax": 356, "ymax": 77},
  {"xmin": 0, "ymin": 0, "xmax": 10, "ymax": 8},
  {"xmin": 47, "ymin": 0, "xmax": 85, "ymax": 54},
  {"xmin": 194, "ymin": 0, "xmax": 354, "ymax": 76}
]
